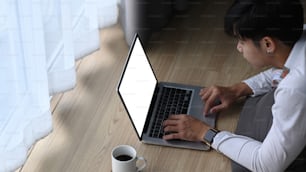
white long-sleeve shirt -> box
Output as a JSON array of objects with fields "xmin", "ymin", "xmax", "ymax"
[{"xmin": 212, "ymin": 27, "xmax": 306, "ymax": 172}]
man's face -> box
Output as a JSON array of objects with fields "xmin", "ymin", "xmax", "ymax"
[{"xmin": 236, "ymin": 38, "xmax": 269, "ymax": 69}]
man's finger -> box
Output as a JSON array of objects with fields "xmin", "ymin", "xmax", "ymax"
[
  {"xmin": 204, "ymin": 96, "xmax": 217, "ymax": 114},
  {"xmin": 201, "ymin": 91, "xmax": 210, "ymax": 101},
  {"xmin": 163, "ymin": 115, "xmax": 185, "ymax": 128},
  {"xmin": 163, "ymin": 119, "xmax": 177, "ymax": 126},
  {"xmin": 167, "ymin": 114, "xmax": 186, "ymax": 120},
  {"xmin": 199, "ymin": 88, "xmax": 208, "ymax": 96},
  {"xmin": 163, "ymin": 125, "xmax": 179, "ymax": 133},
  {"xmin": 210, "ymin": 103, "xmax": 228, "ymax": 114},
  {"xmin": 163, "ymin": 133, "xmax": 181, "ymax": 140}
]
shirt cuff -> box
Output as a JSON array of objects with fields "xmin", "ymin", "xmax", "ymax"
[
  {"xmin": 242, "ymin": 79, "xmax": 272, "ymax": 97},
  {"xmin": 211, "ymin": 131, "xmax": 261, "ymax": 171}
]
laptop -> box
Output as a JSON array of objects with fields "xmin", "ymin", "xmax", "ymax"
[{"xmin": 117, "ymin": 34, "xmax": 216, "ymax": 151}]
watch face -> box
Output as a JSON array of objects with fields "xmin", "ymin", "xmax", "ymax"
[{"xmin": 204, "ymin": 129, "xmax": 218, "ymax": 145}]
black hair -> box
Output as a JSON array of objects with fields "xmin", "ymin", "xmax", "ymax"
[{"xmin": 224, "ymin": 0, "xmax": 304, "ymax": 47}]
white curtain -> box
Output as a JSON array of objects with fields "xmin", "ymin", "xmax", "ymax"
[{"xmin": 0, "ymin": 0, "xmax": 118, "ymax": 171}]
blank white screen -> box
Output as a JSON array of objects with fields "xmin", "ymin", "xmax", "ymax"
[{"xmin": 118, "ymin": 37, "xmax": 157, "ymax": 138}]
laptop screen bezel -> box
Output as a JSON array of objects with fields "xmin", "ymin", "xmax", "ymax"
[{"xmin": 117, "ymin": 33, "xmax": 159, "ymax": 140}]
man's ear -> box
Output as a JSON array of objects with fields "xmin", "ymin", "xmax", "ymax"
[{"xmin": 261, "ymin": 36, "xmax": 276, "ymax": 54}]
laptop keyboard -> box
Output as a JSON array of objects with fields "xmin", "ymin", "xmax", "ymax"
[{"xmin": 149, "ymin": 87, "xmax": 192, "ymax": 138}]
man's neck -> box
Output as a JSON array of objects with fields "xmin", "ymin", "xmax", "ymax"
[{"xmin": 272, "ymin": 42, "xmax": 293, "ymax": 68}]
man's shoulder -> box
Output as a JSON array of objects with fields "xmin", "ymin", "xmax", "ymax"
[{"xmin": 278, "ymin": 71, "xmax": 306, "ymax": 94}]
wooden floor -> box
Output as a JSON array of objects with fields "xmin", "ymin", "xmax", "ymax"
[{"xmin": 19, "ymin": 1, "xmax": 262, "ymax": 172}]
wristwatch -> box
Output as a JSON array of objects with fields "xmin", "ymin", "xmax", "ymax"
[{"xmin": 203, "ymin": 128, "xmax": 219, "ymax": 147}]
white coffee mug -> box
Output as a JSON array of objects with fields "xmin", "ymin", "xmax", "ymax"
[{"xmin": 111, "ymin": 145, "xmax": 147, "ymax": 172}]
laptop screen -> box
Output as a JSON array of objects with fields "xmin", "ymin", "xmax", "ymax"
[{"xmin": 118, "ymin": 35, "xmax": 157, "ymax": 139}]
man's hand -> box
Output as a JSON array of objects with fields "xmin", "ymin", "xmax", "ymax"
[
  {"xmin": 200, "ymin": 86, "xmax": 237, "ymax": 115},
  {"xmin": 200, "ymin": 83, "xmax": 253, "ymax": 115},
  {"xmin": 163, "ymin": 114, "xmax": 210, "ymax": 142}
]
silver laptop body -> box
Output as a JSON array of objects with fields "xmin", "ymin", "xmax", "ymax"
[{"xmin": 117, "ymin": 34, "xmax": 216, "ymax": 151}]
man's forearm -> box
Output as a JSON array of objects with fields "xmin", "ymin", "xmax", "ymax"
[{"xmin": 229, "ymin": 82, "xmax": 253, "ymax": 99}]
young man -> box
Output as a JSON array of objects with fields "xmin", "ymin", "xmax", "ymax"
[{"xmin": 163, "ymin": 0, "xmax": 306, "ymax": 171}]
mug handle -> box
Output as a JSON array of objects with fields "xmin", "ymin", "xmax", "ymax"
[{"xmin": 136, "ymin": 156, "xmax": 147, "ymax": 171}]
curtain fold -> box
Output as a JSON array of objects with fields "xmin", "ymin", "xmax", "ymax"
[{"xmin": 0, "ymin": 0, "xmax": 118, "ymax": 171}]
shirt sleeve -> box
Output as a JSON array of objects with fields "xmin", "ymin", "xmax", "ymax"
[
  {"xmin": 212, "ymin": 84, "xmax": 306, "ymax": 172},
  {"xmin": 243, "ymin": 69, "xmax": 274, "ymax": 96}
]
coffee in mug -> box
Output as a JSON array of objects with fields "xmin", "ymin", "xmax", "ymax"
[{"xmin": 111, "ymin": 145, "xmax": 146, "ymax": 172}]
